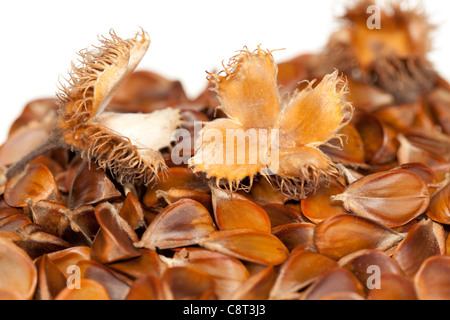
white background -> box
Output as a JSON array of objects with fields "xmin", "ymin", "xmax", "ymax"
[{"xmin": 0, "ymin": 0, "xmax": 449, "ymax": 144}]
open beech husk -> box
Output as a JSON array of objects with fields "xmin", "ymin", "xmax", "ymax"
[
  {"xmin": 189, "ymin": 46, "xmax": 352, "ymax": 199},
  {"xmin": 331, "ymin": 169, "xmax": 430, "ymax": 227},
  {"xmin": 315, "ymin": 215, "xmax": 404, "ymax": 260},
  {"xmin": 324, "ymin": 0, "xmax": 435, "ymax": 103},
  {"xmin": 269, "ymin": 248, "xmax": 337, "ymax": 300},
  {"xmin": 135, "ymin": 199, "xmax": 215, "ymax": 250},
  {"xmin": 392, "ymin": 218, "xmax": 445, "ymax": 277},
  {"xmin": 414, "ymin": 255, "xmax": 450, "ymax": 300},
  {"xmin": 0, "ymin": 237, "xmax": 37, "ymax": 300},
  {"xmin": 6, "ymin": 30, "xmax": 182, "ymax": 187}
]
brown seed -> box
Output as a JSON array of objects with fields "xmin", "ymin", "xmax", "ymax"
[
  {"xmin": 197, "ymin": 229, "xmax": 289, "ymax": 266},
  {"xmin": 301, "ymin": 179, "xmax": 348, "ymax": 223},
  {"xmin": 353, "ymin": 113, "xmax": 398, "ymax": 165},
  {"xmin": 271, "ymin": 223, "xmax": 316, "ymax": 252},
  {"xmin": 338, "ymin": 249, "xmax": 404, "ymax": 293},
  {"xmin": 373, "ymin": 101, "xmax": 420, "ymax": 130},
  {"xmin": 169, "ymin": 248, "xmax": 249, "ymax": 299},
  {"xmin": 229, "ymin": 266, "xmax": 275, "ymax": 300},
  {"xmin": 0, "ymin": 237, "xmax": 37, "ymax": 300},
  {"xmin": 397, "ymin": 134, "xmax": 447, "ymax": 173},
  {"xmin": 78, "ymin": 260, "xmax": 132, "ymax": 300},
  {"xmin": 211, "ymin": 187, "xmax": 271, "ymax": 233},
  {"xmin": 12, "ymin": 224, "xmax": 70, "ymax": 259},
  {"xmin": 143, "ymin": 167, "xmax": 209, "ymax": 207},
  {"xmin": 247, "ymin": 178, "xmax": 289, "ymax": 206},
  {"xmin": 393, "ymin": 218, "xmax": 445, "ymax": 277},
  {"xmin": 4, "ymin": 163, "xmax": 62, "ymax": 207},
  {"xmin": 315, "ymin": 215, "xmax": 404, "ymax": 260},
  {"xmin": 261, "ymin": 203, "xmax": 305, "ymax": 228},
  {"xmin": 135, "ymin": 199, "xmax": 215, "ymax": 250},
  {"xmin": 0, "ymin": 128, "xmax": 49, "ymax": 167},
  {"xmin": 318, "ymin": 291, "xmax": 365, "ymax": 300},
  {"xmin": 125, "ymin": 275, "xmax": 169, "ymax": 300},
  {"xmin": 332, "ymin": 169, "xmax": 430, "ymax": 227},
  {"xmin": 414, "ymin": 255, "xmax": 450, "ymax": 300},
  {"xmin": 34, "ymin": 254, "xmax": 67, "ymax": 300},
  {"xmin": 68, "ymin": 162, "xmax": 122, "ymax": 209},
  {"xmin": 301, "ymin": 267, "xmax": 364, "ymax": 300},
  {"xmin": 157, "ymin": 188, "xmax": 212, "ymax": 213},
  {"xmin": 55, "ymin": 279, "xmax": 110, "ymax": 300},
  {"xmin": 91, "ymin": 202, "xmax": 141, "ymax": 264},
  {"xmin": 0, "ymin": 214, "xmax": 31, "ymax": 233},
  {"xmin": 47, "ymin": 246, "xmax": 91, "ymax": 276},
  {"xmin": 118, "ymin": 192, "xmax": 146, "ymax": 230},
  {"xmin": 162, "ymin": 266, "xmax": 216, "ymax": 300},
  {"xmin": 366, "ymin": 273, "xmax": 417, "ymax": 300},
  {"xmin": 320, "ymin": 122, "xmax": 365, "ymax": 165},
  {"xmin": 427, "ymin": 181, "xmax": 450, "ymax": 224},
  {"xmin": 270, "ymin": 248, "xmax": 337, "ymax": 300},
  {"xmin": 109, "ymin": 248, "xmax": 166, "ymax": 280}
]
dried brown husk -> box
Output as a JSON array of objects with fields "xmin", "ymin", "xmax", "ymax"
[
  {"xmin": 46, "ymin": 246, "xmax": 91, "ymax": 276},
  {"xmin": 324, "ymin": 0, "xmax": 435, "ymax": 103},
  {"xmin": 332, "ymin": 169, "xmax": 430, "ymax": 228},
  {"xmin": 109, "ymin": 248, "xmax": 166, "ymax": 280}
]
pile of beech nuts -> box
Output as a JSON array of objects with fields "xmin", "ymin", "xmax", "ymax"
[{"xmin": 0, "ymin": 0, "xmax": 449, "ymax": 300}]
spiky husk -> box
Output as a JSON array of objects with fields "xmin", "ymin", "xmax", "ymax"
[
  {"xmin": 324, "ymin": 0, "xmax": 436, "ymax": 103},
  {"xmin": 54, "ymin": 30, "xmax": 167, "ymax": 185}
]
